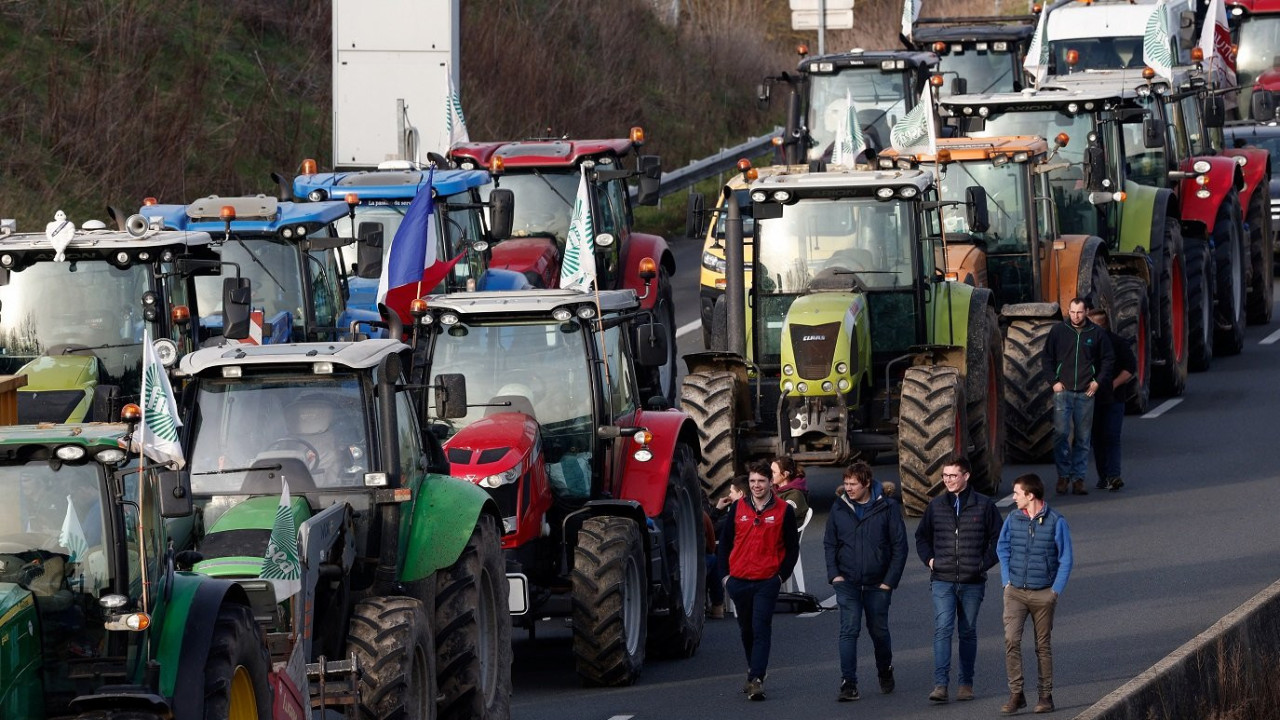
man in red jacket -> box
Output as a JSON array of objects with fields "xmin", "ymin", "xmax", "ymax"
[{"xmin": 718, "ymin": 460, "xmax": 800, "ymax": 701}]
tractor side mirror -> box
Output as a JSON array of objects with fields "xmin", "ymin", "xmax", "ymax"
[
  {"xmin": 1203, "ymin": 95, "xmax": 1225, "ymax": 128},
  {"xmin": 965, "ymin": 186, "xmax": 990, "ymax": 234},
  {"xmin": 636, "ymin": 155, "xmax": 662, "ymax": 206},
  {"xmin": 356, "ymin": 223, "xmax": 384, "ymax": 279},
  {"xmin": 157, "ymin": 470, "xmax": 193, "ymax": 518},
  {"xmin": 951, "ymin": 77, "xmax": 968, "ymax": 96},
  {"xmin": 633, "ymin": 322, "xmax": 669, "ymax": 368},
  {"xmin": 488, "ymin": 188, "xmax": 515, "ymax": 240},
  {"xmin": 685, "ymin": 193, "xmax": 706, "ymax": 239},
  {"xmin": 434, "ymin": 373, "xmax": 468, "ymax": 419},
  {"xmin": 1142, "ymin": 116, "xmax": 1164, "ymax": 149},
  {"xmin": 222, "ymin": 277, "xmax": 252, "ymax": 340},
  {"xmin": 1084, "ymin": 145, "xmax": 1108, "ymax": 192},
  {"xmin": 1251, "ymin": 89, "xmax": 1277, "ymax": 122}
]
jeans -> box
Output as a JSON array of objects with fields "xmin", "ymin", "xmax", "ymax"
[
  {"xmin": 726, "ymin": 575, "xmax": 782, "ymax": 680},
  {"xmin": 1003, "ymin": 585, "xmax": 1058, "ymax": 695},
  {"xmin": 931, "ymin": 580, "xmax": 986, "ymax": 687},
  {"xmin": 1053, "ymin": 390, "xmax": 1095, "ymax": 480},
  {"xmin": 1092, "ymin": 400, "xmax": 1125, "ymax": 480},
  {"xmin": 706, "ymin": 554, "xmax": 724, "ymax": 605},
  {"xmin": 834, "ymin": 581, "xmax": 893, "ymax": 684}
]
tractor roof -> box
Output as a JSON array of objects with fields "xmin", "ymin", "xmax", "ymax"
[
  {"xmin": 0, "ymin": 225, "xmax": 214, "ymax": 257},
  {"xmin": 0, "ymin": 422, "xmax": 129, "ymax": 451},
  {"xmin": 179, "ymin": 339, "xmax": 410, "ymax": 377},
  {"xmin": 1228, "ymin": 0, "xmax": 1280, "ymax": 14},
  {"xmin": 424, "ymin": 288, "xmax": 640, "ymax": 319},
  {"xmin": 450, "ymin": 139, "xmax": 637, "ymax": 169},
  {"xmin": 909, "ymin": 16, "xmax": 1037, "ymax": 45},
  {"xmin": 800, "ymin": 49, "xmax": 938, "ymax": 73},
  {"xmin": 939, "ymin": 78, "xmax": 1141, "ymax": 114},
  {"xmin": 142, "ymin": 196, "xmax": 350, "ymax": 237},
  {"xmin": 293, "ymin": 168, "xmax": 491, "ymax": 202},
  {"xmin": 1047, "ymin": 0, "xmax": 1165, "ymax": 41},
  {"xmin": 753, "ymin": 168, "xmax": 933, "ymax": 194},
  {"xmin": 881, "ymin": 136, "xmax": 1050, "ymax": 163}
]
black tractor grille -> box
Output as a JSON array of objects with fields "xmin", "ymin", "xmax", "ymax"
[
  {"xmin": 18, "ymin": 390, "xmax": 84, "ymax": 424},
  {"xmin": 791, "ymin": 322, "xmax": 841, "ymax": 379}
]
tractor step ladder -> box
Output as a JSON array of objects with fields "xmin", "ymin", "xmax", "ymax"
[{"xmin": 307, "ymin": 653, "xmax": 361, "ymax": 717}]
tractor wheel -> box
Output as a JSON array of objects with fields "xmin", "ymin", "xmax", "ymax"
[
  {"xmin": 1246, "ymin": 188, "xmax": 1274, "ymax": 325},
  {"xmin": 964, "ymin": 303, "xmax": 1003, "ymax": 497},
  {"xmin": 1078, "ymin": 248, "xmax": 1116, "ymax": 321},
  {"xmin": 1185, "ymin": 235, "xmax": 1216, "ymax": 372},
  {"xmin": 203, "ymin": 603, "xmax": 272, "ymax": 720},
  {"xmin": 680, "ymin": 370, "xmax": 738, "ymax": 499},
  {"xmin": 1002, "ymin": 318, "xmax": 1056, "ymax": 464},
  {"xmin": 654, "ymin": 266, "xmax": 679, "ymax": 404},
  {"xmin": 434, "ymin": 514, "xmax": 512, "ymax": 720},
  {"xmin": 899, "ymin": 366, "xmax": 966, "ymax": 518},
  {"xmin": 348, "ymin": 596, "xmax": 437, "ymax": 720},
  {"xmin": 1151, "ymin": 218, "xmax": 1189, "ymax": 397},
  {"xmin": 647, "ymin": 442, "xmax": 706, "ymax": 659},
  {"xmin": 1112, "ymin": 276, "xmax": 1152, "ymax": 415},
  {"xmin": 572, "ymin": 516, "xmax": 647, "ymax": 686},
  {"xmin": 1213, "ymin": 192, "xmax": 1248, "ymax": 356}
]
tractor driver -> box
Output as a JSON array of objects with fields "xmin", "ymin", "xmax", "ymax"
[{"xmin": 278, "ymin": 395, "xmax": 367, "ymax": 487}]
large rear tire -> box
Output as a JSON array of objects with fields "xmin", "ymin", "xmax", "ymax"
[
  {"xmin": 1213, "ymin": 192, "xmax": 1248, "ymax": 356},
  {"xmin": 680, "ymin": 370, "xmax": 738, "ymax": 499},
  {"xmin": 1002, "ymin": 318, "xmax": 1056, "ymax": 463},
  {"xmin": 899, "ymin": 366, "xmax": 966, "ymax": 518},
  {"xmin": 964, "ymin": 303, "xmax": 1003, "ymax": 497},
  {"xmin": 435, "ymin": 515, "xmax": 513, "ymax": 720},
  {"xmin": 647, "ymin": 442, "xmax": 706, "ymax": 659},
  {"xmin": 572, "ymin": 517, "xmax": 647, "ymax": 686},
  {"xmin": 1112, "ymin": 276, "xmax": 1152, "ymax": 415},
  {"xmin": 348, "ymin": 596, "xmax": 438, "ymax": 720},
  {"xmin": 1246, "ymin": 188, "xmax": 1274, "ymax": 325},
  {"xmin": 203, "ymin": 604, "xmax": 273, "ymax": 720},
  {"xmin": 1185, "ymin": 236, "xmax": 1216, "ymax": 372},
  {"xmin": 1151, "ymin": 218, "xmax": 1189, "ymax": 397}
]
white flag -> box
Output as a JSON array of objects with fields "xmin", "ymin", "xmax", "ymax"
[
  {"xmin": 1198, "ymin": 0, "xmax": 1237, "ymax": 106},
  {"xmin": 445, "ymin": 66, "xmax": 469, "ymax": 148},
  {"xmin": 59, "ymin": 495, "xmax": 89, "ymax": 562},
  {"xmin": 131, "ymin": 328, "xmax": 185, "ymax": 469},
  {"xmin": 259, "ymin": 479, "xmax": 302, "ymax": 602},
  {"xmin": 1142, "ymin": 0, "xmax": 1173, "ymax": 82},
  {"xmin": 832, "ymin": 90, "xmax": 866, "ymax": 167},
  {"xmin": 901, "ymin": 0, "xmax": 921, "ymax": 42},
  {"xmin": 1023, "ymin": 5, "xmax": 1051, "ymax": 89},
  {"xmin": 890, "ymin": 84, "xmax": 938, "ymax": 155},
  {"xmin": 560, "ymin": 167, "xmax": 597, "ymax": 292}
]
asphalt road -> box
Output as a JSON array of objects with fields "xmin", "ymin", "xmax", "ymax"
[{"xmin": 511, "ymin": 239, "xmax": 1280, "ymax": 719}]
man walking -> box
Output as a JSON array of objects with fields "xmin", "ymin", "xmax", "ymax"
[
  {"xmin": 915, "ymin": 455, "xmax": 1002, "ymax": 703},
  {"xmin": 718, "ymin": 460, "xmax": 799, "ymax": 701},
  {"xmin": 824, "ymin": 461, "xmax": 908, "ymax": 702},
  {"xmin": 998, "ymin": 474, "xmax": 1074, "ymax": 714},
  {"xmin": 1088, "ymin": 307, "xmax": 1135, "ymax": 492},
  {"xmin": 1044, "ymin": 297, "xmax": 1114, "ymax": 496}
]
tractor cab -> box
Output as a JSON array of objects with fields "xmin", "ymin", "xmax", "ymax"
[
  {"xmin": 0, "ymin": 219, "xmax": 218, "ymax": 423},
  {"xmin": 1044, "ymin": 0, "xmax": 1198, "ymax": 74},
  {"xmin": 906, "ymin": 13, "xmax": 1038, "ymax": 96},
  {"xmin": 1229, "ymin": 0, "xmax": 1280, "ymax": 117}
]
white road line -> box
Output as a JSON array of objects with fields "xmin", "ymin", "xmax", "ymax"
[
  {"xmin": 996, "ymin": 493, "xmax": 1016, "ymax": 508},
  {"xmin": 1142, "ymin": 398, "xmax": 1183, "ymax": 419},
  {"xmin": 606, "ymin": 716, "xmax": 635, "ymax": 720},
  {"xmin": 675, "ymin": 319, "xmax": 701, "ymax": 339},
  {"xmin": 1261, "ymin": 327, "xmax": 1280, "ymax": 345}
]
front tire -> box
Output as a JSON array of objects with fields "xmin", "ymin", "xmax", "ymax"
[
  {"xmin": 647, "ymin": 442, "xmax": 706, "ymax": 659},
  {"xmin": 348, "ymin": 597, "xmax": 438, "ymax": 720},
  {"xmin": 1246, "ymin": 187, "xmax": 1274, "ymax": 325},
  {"xmin": 1185, "ymin": 236, "xmax": 1216, "ymax": 372},
  {"xmin": 203, "ymin": 604, "xmax": 273, "ymax": 720},
  {"xmin": 964, "ymin": 303, "xmax": 1003, "ymax": 496},
  {"xmin": 680, "ymin": 370, "xmax": 738, "ymax": 499},
  {"xmin": 1112, "ymin": 276, "xmax": 1152, "ymax": 415},
  {"xmin": 1151, "ymin": 218, "xmax": 1189, "ymax": 396},
  {"xmin": 572, "ymin": 517, "xmax": 647, "ymax": 686},
  {"xmin": 1003, "ymin": 318, "xmax": 1056, "ymax": 464},
  {"xmin": 899, "ymin": 366, "xmax": 966, "ymax": 517},
  {"xmin": 1213, "ymin": 192, "xmax": 1247, "ymax": 356}
]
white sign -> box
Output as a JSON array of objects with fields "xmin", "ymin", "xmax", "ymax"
[{"xmin": 792, "ymin": 8, "xmax": 854, "ymax": 30}]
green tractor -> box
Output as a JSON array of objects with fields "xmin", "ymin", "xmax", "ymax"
[
  {"xmin": 176, "ymin": 337, "xmax": 513, "ymax": 720},
  {"xmin": 681, "ymin": 168, "xmax": 1004, "ymax": 516}
]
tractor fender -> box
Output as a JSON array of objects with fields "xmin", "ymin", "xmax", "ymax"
[
  {"xmin": 400, "ymin": 473, "xmax": 500, "ymax": 583},
  {"xmin": 1001, "ymin": 302, "xmax": 1062, "ymax": 321},
  {"xmin": 1176, "ymin": 156, "xmax": 1243, "ymax": 234},
  {"xmin": 159, "ymin": 572, "xmax": 253, "ymax": 719},
  {"xmin": 1119, "ymin": 181, "xmax": 1173, "ymax": 254},
  {"xmin": 937, "ymin": 241, "xmax": 987, "ymax": 287},
  {"xmin": 1068, "ymin": 235, "xmax": 1109, "ymax": 312},
  {"xmin": 616, "ymin": 410, "xmax": 700, "ymax": 518},
  {"xmin": 1220, "ymin": 147, "xmax": 1269, "ymax": 211},
  {"xmin": 681, "ymin": 350, "xmax": 753, "ymax": 423},
  {"xmin": 621, "ymin": 232, "xmax": 674, "ymax": 310},
  {"xmin": 926, "ymin": 280, "xmax": 977, "ymax": 352}
]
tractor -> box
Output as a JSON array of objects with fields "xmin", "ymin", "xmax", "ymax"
[
  {"xmin": 446, "ymin": 129, "xmax": 680, "ymax": 403},
  {"xmin": 904, "ymin": 12, "xmax": 1039, "ymax": 96},
  {"xmin": 1229, "ymin": 0, "xmax": 1280, "ymax": 119},
  {"xmin": 878, "ymin": 135, "xmax": 1125, "ymax": 464},
  {"xmin": 0, "ymin": 216, "xmax": 229, "ymax": 424},
  {"xmin": 681, "ymin": 168, "xmax": 1004, "ymax": 516},
  {"xmin": 412, "ymin": 284, "xmax": 705, "ymax": 686},
  {"xmin": 176, "ymin": 336, "xmax": 514, "ymax": 719}
]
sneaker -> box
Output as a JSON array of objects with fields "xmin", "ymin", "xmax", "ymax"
[
  {"xmin": 1055, "ymin": 477, "xmax": 1068, "ymax": 495},
  {"xmin": 707, "ymin": 603, "xmax": 725, "ymax": 619},
  {"xmin": 1109, "ymin": 476, "xmax": 1125, "ymax": 492},
  {"xmin": 878, "ymin": 666, "xmax": 895, "ymax": 694},
  {"xmin": 957, "ymin": 685, "xmax": 974, "ymax": 701},
  {"xmin": 1071, "ymin": 478, "xmax": 1089, "ymax": 495},
  {"xmin": 838, "ymin": 679, "xmax": 860, "ymax": 702},
  {"xmin": 1095, "ymin": 477, "xmax": 1109, "ymax": 490},
  {"xmin": 747, "ymin": 678, "xmax": 766, "ymax": 701},
  {"xmin": 928, "ymin": 685, "xmax": 948, "ymax": 703}
]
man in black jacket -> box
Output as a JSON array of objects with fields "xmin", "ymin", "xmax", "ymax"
[
  {"xmin": 1043, "ymin": 297, "xmax": 1114, "ymax": 496},
  {"xmin": 915, "ymin": 455, "xmax": 1003, "ymax": 704},
  {"xmin": 824, "ymin": 461, "xmax": 908, "ymax": 702},
  {"xmin": 1088, "ymin": 307, "xmax": 1135, "ymax": 492}
]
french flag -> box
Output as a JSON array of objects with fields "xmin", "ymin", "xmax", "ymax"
[{"xmin": 376, "ymin": 167, "xmax": 464, "ymax": 324}]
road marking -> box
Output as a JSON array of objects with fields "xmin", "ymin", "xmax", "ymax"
[
  {"xmin": 675, "ymin": 319, "xmax": 701, "ymax": 339},
  {"xmin": 1142, "ymin": 398, "xmax": 1183, "ymax": 418},
  {"xmin": 996, "ymin": 493, "xmax": 1015, "ymax": 508},
  {"xmin": 1261, "ymin": 327, "xmax": 1280, "ymax": 345},
  {"xmin": 606, "ymin": 716, "xmax": 635, "ymax": 720}
]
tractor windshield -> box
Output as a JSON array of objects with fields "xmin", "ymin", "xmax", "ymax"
[
  {"xmin": 486, "ymin": 172, "xmax": 576, "ymax": 242},
  {"xmin": 333, "ymin": 198, "xmax": 485, "ymax": 289},
  {"xmin": 1235, "ymin": 14, "xmax": 1280, "ymax": 112},
  {"xmin": 808, "ymin": 68, "xmax": 909, "ymax": 162},
  {"xmin": 938, "ymin": 51, "xmax": 1017, "ymax": 96},
  {"xmin": 0, "ymin": 260, "xmax": 149, "ymax": 386},
  {"xmin": 1048, "ymin": 36, "xmax": 1145, "ymax": 71},
  {"xmin": 937, "ymin": 160, "xmax": 1029, "ymax": 249},
  {"xmin": 195, "ymin": 237, "xmax": 307, "ymax": 335},
  {"xmin": 187, "ymin": 373, "xmax": 370, "ymax": 494}
]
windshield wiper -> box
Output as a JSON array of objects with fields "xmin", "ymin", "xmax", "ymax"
[
  {"xmin": 192, "ymin": 463, "xmax": 282, "ymax": 476},
  {"xmin": 47, "ymin": 341, "xmax": 142, "ymax": 354},
  {"xmin": 532, "ymin": 168, "xmax": 575, "ymax": 209},
  {"xmin": 233, "ymin": 238, "xmax": 287, "ymax": 292}
]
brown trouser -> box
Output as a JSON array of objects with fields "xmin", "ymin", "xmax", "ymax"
[{"xmin": 1003, "ymin": 585, "xmax": 1057, "ymax": 695}]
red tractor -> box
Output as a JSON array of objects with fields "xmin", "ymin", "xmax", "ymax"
[
  {"xmin": 447, "ymin": 129, "xmax": 680, "ymax": 402},
  {"xmin": 411, "ymin": 281, "xmax": 705, "ymax": 687}
]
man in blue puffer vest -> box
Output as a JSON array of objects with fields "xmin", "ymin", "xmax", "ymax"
[{"xmin": 997, "ymin": 474, "xmax": 1074, "ymax": 715}]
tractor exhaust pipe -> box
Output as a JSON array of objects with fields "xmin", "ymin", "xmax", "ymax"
[{"xmin": 725, "ymin": 193, "xmax": 746, "ymax": 356}]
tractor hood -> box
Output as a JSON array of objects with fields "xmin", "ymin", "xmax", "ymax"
[
  {"xmin": 16, "ymin": 354, "xmax": 97, "ymax": 423},
  {"xmin": 444, "ymin": 412, "xmax": 539, "ymax": 481},
  {"xmin": 194, "ymin": 495, "xmax": 311, "ymax": 578},
  {"xmin": 489, "ymin": 236, "xmax": 559, "ymax": 286}
]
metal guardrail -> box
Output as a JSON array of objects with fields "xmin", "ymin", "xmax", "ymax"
[{"xmin": 632, "ymin": 126, "xmax": 783, "ymax": 202}]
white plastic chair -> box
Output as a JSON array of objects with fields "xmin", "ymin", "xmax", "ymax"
[{"xmin": 781, "ymin": 506, "xmax": 814, "ymax": 594}]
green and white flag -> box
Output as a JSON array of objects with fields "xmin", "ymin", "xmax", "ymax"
[
  {"xmin": 131, "ymin": 329, "xmax": 184, "ymax": 469},
  {"xmin": 890, "ymin": 84, "xmax": 938, "ymax": 155},
  {"xmin": 59, "ymin": 495, "xmax": 88, "ymax": 562},
  {"xmin": 445, "ymin": 64, "xmax": 469, "ymax": 147},
  {"xmin": 831, "ymin": 90, "xmax": 866, "ymax": 167},
  {"xmin": 901, "ymin": 0, "xmax": 921, "ymax": 42},
  {"xmin": 260, "ymin": 479, "xmax": 302, "ymax": 602},
  {"xmin": 1142, "ymin": 0, "xmax": 1173, "ymax": 82},
  {"xmin": 1023, "ymin": 4, "xmax": 1051, "ymax": 88},
  {"xmin": 560, "ymin": 166, "xmax": 597, "ymax": 292}
]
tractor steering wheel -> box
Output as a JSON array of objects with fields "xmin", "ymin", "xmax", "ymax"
[{"xmin": 265, "ymin": 437, "xmax": 322, "ymax": 472}]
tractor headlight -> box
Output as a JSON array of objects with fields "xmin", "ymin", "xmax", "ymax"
[
  {"xmin": 797, "ymin": 382, "xmax": 809, "ymax": 393},
  {"xmin": 822, "ymin": 381, "xmax": 834, "ymax": 392},
  {"xmin": 55, "ymin": 445, "xmax": 86, "ymax": 461},
  {"xmin": 835, "ymin": 361, "xmax": 848, "ymax": 374},
  {"xmin": 838, "ymin": 378, "xmax": 851, "ymax": 392},
  {"xmin": 480, "ymin": 467, "xmax": 520, "ymax": 488},
  {"xmin": 702, "ymin": 251, "xmax": 727, "ymax": 273},
  {"xmin": 783, "ymin": 364, "xmax": 794, "ymax": 376},
  {"xmin": 1193, "ymin": 160, "xmax": 1211, "ymax": 174},
  {"xmin": 153, "ymin": 338, "xmax": 179, "ymax": 368},
  {"xmin": 95, "ymin": 448, "xmax": 127, "ymax": 465},
  {"xmin": 782, "ymin": 380, "xmax": 794, "ymax": 392}
]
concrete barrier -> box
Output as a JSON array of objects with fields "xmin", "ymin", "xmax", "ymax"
[{"xmin": 1075, "ymin": 578, "xmax": 1280, "ymax": 719}]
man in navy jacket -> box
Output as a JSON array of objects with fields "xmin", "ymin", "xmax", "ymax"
[{"xmin": 1044, "ymin": 297, "xmax": 1114, "ymax": 496}]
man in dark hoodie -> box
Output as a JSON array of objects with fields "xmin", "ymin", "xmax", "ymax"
[
  {"xmin": 824, "ymin": 461, "xmax": 908, "ymax": 702},
  {"xmin": 1044, "ymin": 297, "xmax": 1114, "ymax": 496}
]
